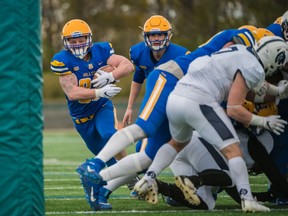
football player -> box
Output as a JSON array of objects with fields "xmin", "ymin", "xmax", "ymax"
[
  {"xmin": 75, "ymin": 27, "xmax": 284, "ymax": 211},
  {"xmin": 265, "ymin": 11, "xmax": 288, "ymax": 205},
  {"xmin": 134, "ymin": 36, "xmax": 288, "ymax": 212},
  {"xmin": 122, "ymin": 15, "xmax": 190, "ymax": 127},
  {"xmin": 121, "ymin": 15, "xmax": 190, "ymax": 198},
  {"xmin": 50, "ymin": 19, "xmax": 134, "ymax": 211}
]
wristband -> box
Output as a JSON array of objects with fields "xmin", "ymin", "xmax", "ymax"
[
  {"xmin": 95, "ymin": 89, "xmax": 100, "ymax": 99},
  {"xmin": 254, "ymin": 94, "xmax": 265, "ymax": 103},
  {"xmin": 267, "ymin": 84, "xmax": 279, "ymax": 96},
  {"xmin": 248, "ymin": 114, "xmax": 264, "ymax": 127}
]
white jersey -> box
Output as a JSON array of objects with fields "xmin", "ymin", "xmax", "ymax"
[{"xmin": 173, "ymin": 45, "xmax": 265, "ymax": 103}]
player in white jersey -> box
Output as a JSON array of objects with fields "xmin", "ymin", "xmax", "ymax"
[{"xmin": 134, "ymin": 36, "xmax": 288, "ymax": 212}]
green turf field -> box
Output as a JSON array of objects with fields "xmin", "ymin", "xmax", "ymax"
[{"xmin": 44, "ymin": 130, "xmax": 288, "ymax": 215}]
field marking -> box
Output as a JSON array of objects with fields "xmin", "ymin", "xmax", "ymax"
[{"xmin": 46, "ymin": 208, "xmax": 288, "ymax": 215}]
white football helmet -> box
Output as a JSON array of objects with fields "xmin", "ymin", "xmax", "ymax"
[
  {"xmin": 253, "ymin": 36, "xmax": 288, "ymax": 77},
  {"xmin": 281, "ymin": 10, "xmax": 288, "ymax": 41}
]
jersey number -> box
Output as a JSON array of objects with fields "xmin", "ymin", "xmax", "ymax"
[{"xmin": 78, "ymin": 78, "xmax": 98, "ymax": 104}]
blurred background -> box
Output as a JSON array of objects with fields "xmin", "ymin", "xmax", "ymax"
[{"xmin": 43, "ymin": 0, "xmax": 288, "ymax": 129}]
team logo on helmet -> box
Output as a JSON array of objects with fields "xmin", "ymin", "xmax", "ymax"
[{"xmin": 276, "ymin": 51, "xmax": 286, "ymax": 65}]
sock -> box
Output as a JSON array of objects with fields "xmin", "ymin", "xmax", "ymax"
[
  {"xmin": 192, "ymin": 169, "xmax": 233, "ymax": 187},
  {"xmin": 106, "ymin": 157, "xmax": 117, "ymax": 167},
  {"xmin": 228, "ymin": 157, "xmax": 253, "ymax": 200},
  {"xmin": 92, "ymin": 158, "xmax": 106, "ymax": 173},
  {"xmin": 97, "ymin": 124, "xmax": 146, "ymax": 163},
  {"xmin": 144, "ymin": 144, "xmax": 177, "ymax": 183},
  {"xmin": 105, "ymin": 174, "xmax": 138, "ymax": 193},
  {"xmin": 100, "ymin": 151, "xmax": 152, "ymax": 181}
]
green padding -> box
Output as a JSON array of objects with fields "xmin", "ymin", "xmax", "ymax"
[{"xmin": 0, "ymin": 1, "xmax": 44, "ymax": 215}]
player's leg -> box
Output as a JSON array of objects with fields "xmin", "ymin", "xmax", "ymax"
[
  {"xmin": 97, "ymin": 174, "xmax": 139, "ymax": 210},
  {"xmin": 134, "ymin": 93, "xmax": 193, "ymax": 198},
  {"xmin": 248, "ymin": 134, "xmax": 288, "ymax": 198},
  {"xmin": 73, "ymin": 105, "xmax": 118, "ymax": 211},
  {"xmin": 194, "ymin": 103, "xmax": 269, "ymax": 212},
  {"xmin": 100, "ymin": 151, "xmax": 152, "ymax": 181},
  {"xmin": 76, "ymin": 70, "xmax": 174, "ymax": 179}
]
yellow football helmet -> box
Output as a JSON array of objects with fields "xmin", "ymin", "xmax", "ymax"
[
  {"xmin": 281, "ymin": 11, "xmax": 288, "ymax": 41},
  {"xmin": 254, "ymin": 28, "xmax": 274, "ymax": 41},
  {"xmin": 142, "ymin": 15, "xmax": 173, "ymax": 51},
  {"xmin": 62, "ymin": 19, "xmax": 92, "ymax": 59},
  {"xmin": 274, "ymin": 16, "xmax": 282, "ymax": 24},
  {"xmin": 238, "ymin": 25, "xmax": 258, "ymax": 33},
  {"xmin": 243, "ymin": 100, "xmax": 278, "ymax": 117}
]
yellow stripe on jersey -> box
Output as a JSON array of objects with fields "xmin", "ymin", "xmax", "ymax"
[
  {"xmin": 140, "ymin": 138, "xmax": 148, "ymax": 152},
  {"xmin": 52, "ymin": 71, "xmax": 72, "ymax": 76},
  {"xmin": 51, "ymin": 60, "xmax": 65, "ymax": 67},
  {"xmin": 237, "ymin": 33, "xmax": 252, "ymax": 47},
  {"xmin": 139, "ymin": 74, "xmax": 167, "ymax": 121}
]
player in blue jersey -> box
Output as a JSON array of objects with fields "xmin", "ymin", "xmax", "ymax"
[
  {"xmin": 50, "ymin": 19, "xmax": 134, "ymax": 211},
  {"xmin": 75, "ymin": 26, "xmax": 269, "ymax": 210},
  {"xmin": 267, "ymin": 10, "xmax": 288, "ymax": 41},
  {"xmin": 120, "ymin": 15, "xmax": 189, "ymax": 197},
  {"xmin": 123, "ymin": 15, "xmax": 190, "ymax": 126}
]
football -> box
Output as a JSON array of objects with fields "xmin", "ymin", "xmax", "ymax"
[{"xmin": 93, "ymin": 65, "xmax": 116, "ymax": 79}]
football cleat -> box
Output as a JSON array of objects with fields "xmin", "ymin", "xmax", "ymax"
[
  {"xmin": 162, "ymin": 196, "xmax": 183, "ymax": 207},
  {"xmin": 241, "ymin": 198, "xmax": 270, "ymax": 212},
  {"xmin": 76, "ymin": 158, "xmax": 107, "ymax": 185},
  {"xmin": 145, "ymin": 180, "xmax": 158, "ymax": 204},
  {"xmin": 133, "ymin": 178, "xmax": 150, "ymax": 195},
  {"xmin": 98, "ymin": 187, "xmax": 112, "ymax": 210},
  {"xmin": 127, "ymin": 176, "xmax": 141, "ymax": 191},
  {"xmin": 175, "ymin": 176, "xmax": 201, "ymax": 206},
  {"xmin": 79, "ymin": 175, "xmax": 101, "ymax": 211}
]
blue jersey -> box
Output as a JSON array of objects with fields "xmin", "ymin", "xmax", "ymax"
[
  {"xmin": 266, "ymin": 23, "xmax": 283, "ymax": 38},
  {"xmin": 130, "ymin": 42, "xmax": 189, "ymax": 84},
  {"xmin": 50, "ymin": 42, "xmax": 114, "ymax": 118},
  {"xmin": 175, "ymin": 28, "xmax": 255, "ymax": 73},
  {"xmin": 50, "ymin": 42, "xmax": 119, "ymax": 159}
]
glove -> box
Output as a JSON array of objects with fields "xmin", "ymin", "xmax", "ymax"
[
  {"xmin": 253, "ymin": 82, "xmax": 269, "ymax": 97},
  {"xmin": 263, "ymin": 115, "xmax": 287, "ymax": 135},
  {"xmin": 277, "ymin": 80, "xmax": 288, "ymax": 99},
  {"xmin": 95, "ymin": 84, "xmax": 121, "ymax": 99},
  {"xmin": 92, "ymin": 70, "xmax": 115, "ymax": 88},
  {"xmin": 253, "ymin": 82, "xmax": 269, "ymax": 103},
  {"xmin": 249, "ymin": 114, "xmax": 287, "ymax": 135}
]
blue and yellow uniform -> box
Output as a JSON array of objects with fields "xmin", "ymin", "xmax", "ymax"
[
  {"xmin": 135, "ymin": 28, "xmax": 255, "ymax": 160},
  {"xmin": 50, "ymin": 42, "xmax": 117, "ymax": 166},
  {"xmin": 267, "ymin": 23, "xmax": 282, "ymax": 38},
  {"xmin": 130, "ymin": 42, "xmax": 190, "ymax": 83},
  {"xmin": 131, "ymin": 42, "xmax": 189, "ymax": 155},
  {"xmin": 128, "ymin": 16, "xmax": 191, "ymax": 155}
]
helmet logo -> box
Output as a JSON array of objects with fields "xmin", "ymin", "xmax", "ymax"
[
  {"xmin": 71, "ymin": 31, "xmax": 83, "ymax": 38},
  {"xmin": 275, "ymin": 51, "xmax": 286, "ymax": 65}
]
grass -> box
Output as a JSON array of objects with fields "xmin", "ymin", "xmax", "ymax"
[{"xmin": 44, "ymin": 129, "xmax": 288, "ymax": 215}]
